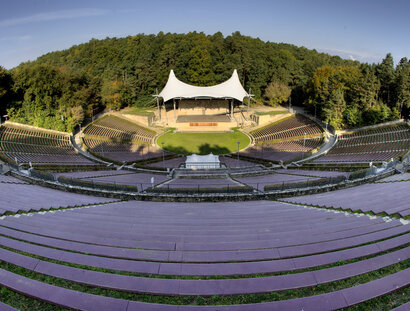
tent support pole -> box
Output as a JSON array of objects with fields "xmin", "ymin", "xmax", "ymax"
[
  {"xmin": 173, "ymin": 99, "xmax": 176, "ymax": 122},
  {"xmin": 247, "ymin": 88, "xmax": 251, "ymax": 120},
  {"xmin": 164, "ymin": 101, "xmax": 168, "ymax": 124},
  {"xmin": 156, "ymin": 88, "xmax": 161, "ymax": 121}
]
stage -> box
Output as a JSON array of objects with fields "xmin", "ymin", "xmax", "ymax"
[{"xmin": 176, "ymin": 114, "xmax": 231, "ymax": 123}]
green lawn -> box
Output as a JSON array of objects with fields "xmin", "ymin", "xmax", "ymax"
[{"xmin": 157, "ymin": 130, "xmax": 250, "ymax": 155}]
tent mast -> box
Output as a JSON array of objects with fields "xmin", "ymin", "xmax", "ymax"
[{"xmin": 155, "ymin": 88, "xmax": 161, "ymax": 121}]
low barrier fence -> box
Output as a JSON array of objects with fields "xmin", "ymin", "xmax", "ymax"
[
  {"xmin": 49, "ymin": 174, "xmax": 349, "ymax": 194},
  {"xmin": 5, "ymin": 164, "xmax": 397, "ymax": 200},
  {"xmin": 57, "ymin": 175, "xmax": 140, "ymax": 192},
  {"xmin": 7, "ymin": 163, "xmax": 396, "ymax": 196},
  {"xmin": 263, "ymin": 176, "xmax": 346, "ymax": 191},
  {"xmin": 147, "ymin": 184, "xmax": 254, "ymax": 194}
]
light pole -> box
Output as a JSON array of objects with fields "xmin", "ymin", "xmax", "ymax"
[
  {"xmin": 302, "ymin": 132, "xmax": 306, "ymax": 159},
  {"xmin": 237, "ymin": 141, "xmax": 240, "ymax": 165},
  {"xmin": 288, "ymin": 97, "xmax": 291, "ymax": 112},
  {"xmin": 161, "ymin": 141, "xmax": 165, "ymax": 167}
]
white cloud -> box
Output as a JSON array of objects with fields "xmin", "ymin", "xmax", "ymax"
[
  {"xmin": 0, "ymin": 35, "xmax": 32, "ymax": 41},
  {"xmin": 0, "ymin": 8, "xmax": 109, "ymax": 27},
  {"xmin": 317, "ymin": 47, "xmax": 382, "ymax": 64},
  {"xmin": 115, "ymin": 9, "xmax": 143, "ymax": 14}
]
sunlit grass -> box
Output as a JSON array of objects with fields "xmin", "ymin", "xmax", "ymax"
[{"xmin": 157, "ymin": 130, "xmax": 250, "ymax": 155}]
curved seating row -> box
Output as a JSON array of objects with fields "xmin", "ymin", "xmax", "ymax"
[
  {"xmin": 281, "ymin": 180, "xmax": 410, "ymax": 217},
  {"xmin": 0, "ymin": 123, "xmax": 94, "ymax": 165},
  {"xmin": 82, "ymin": 115, "xmax": 158, "ymax": 163},
  {"xmin": 313, "ymin": 123, "xmax": 410, "ymax": 163},
  {"xmin": 251, "ymin": 115, "xmax": 323, "ymax": 142},
  {"xmin": 0, "ymin": 252, "xmax": 408, "ymax": 310},
  {"xmin": 0, "ymin": 190, "xmax": 408, "ymax": 309}
]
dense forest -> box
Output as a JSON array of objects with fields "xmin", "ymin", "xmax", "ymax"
[{"xmin": 0, "ymin": 32, "xmax": 408, "ymax": 132}]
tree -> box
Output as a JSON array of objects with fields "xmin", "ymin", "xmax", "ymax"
[
  {"xmin": 323, "ymin": 88, "xmax": 346, "ymax": 129},
  {"xmin": 265, "ymin": 81, "xmax": 291, "ymax": 107},
  {"xmin": 101, "ymin": 79, "xmax": 129, "ymax": 110},
  {"xmin": 0, "ymin": 66, "xmax": 13, "ymax": 117},
  {"xmin": 394, "ymin": 57, "xmax": 410, "ymax": 118},
  {"xmin": 376, "ymin": 53, "xmax": 396, "ymax": 107},
  {"xmin": 187, "ymin": 34, "xmax": 214, "ymax": 86},
  {"xmin": 8, "ymin": 32, "xmax": 395, "ymax": 131},
  {"xmin": 363, "ymin": 102, "xmax": 393, "ymax": 125}
]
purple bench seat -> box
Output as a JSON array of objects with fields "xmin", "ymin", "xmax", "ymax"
[
  {"xmin": 0, "ymin": 220, "xmax": 407, "ymax": 263},
  {"xmin": 1, "ymin": 214, "xmax": 393, "ymax": 251},
  {"xmin": 0, "ymin": 183, "xmax": 117, "ymax": 215},
  {"xmin": 281, "ymin": 181, "xmax": 410, "ymax": 216},
  {"xmin": 391, "ymin": 302, "xmax": 410, "ymax": 310},
  {"xmin": 0, "ymin": 302, "xmax": 18, "ymax": 311},
  {"xmin": 0, "ymin": 265, "xmax": 408, "ymax": 311},
  {"xmin": 0, "ymin": 228, "xmax": 407, "ymax": 277},
  {"xmin": 8, "ymin": 210, "xmax": 383, "ymax": 242},
  {"xmin": 0, "ymin": 246, "xmax": 408, "ymax": 296}
]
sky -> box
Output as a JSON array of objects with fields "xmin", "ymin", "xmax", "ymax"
[{"xmin": 0, "ymin": 0, "xmax": 409, "ymax": 69}]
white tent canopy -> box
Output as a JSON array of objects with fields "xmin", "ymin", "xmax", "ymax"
[
  {"xmin": 158, "ymin": 69, "xmax": 249, "ymax": 102},
  {"xmin": 185, "ymin": 153, "xmax": 220, "ymax": 169}
]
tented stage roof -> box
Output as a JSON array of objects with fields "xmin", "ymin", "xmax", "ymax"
[{"xmin": 158, "ymin": 70, "xmax": 249, "ymax": 102}]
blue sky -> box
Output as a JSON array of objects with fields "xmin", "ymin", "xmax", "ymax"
[{"xmin": 0, "ymin": 0, "xmax": 409, "ymax": 69}]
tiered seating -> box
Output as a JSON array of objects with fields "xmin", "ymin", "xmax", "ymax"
[
  {"xmin": 0, "ymin": 174, "xmax": 28, "ymax": 184},
  {"xmin": 251, "ymin": 114, "xmax": 323, "ymax": 142},
  {"xmin": 84, "ymin": 115, "xmax": 155, "ymax": 142},
  {"xmin": 0, "ymin": 124, "xmax": 94, "ymax": 165},
  {"xmin": 241, "ymin": 137, "xmax": 323, "ymax": 162},
  {"xmin": 246, "ymin": 115, "xmax": 324, "ymax": 162},
  {"xmin": 157, "ymin": 177, "xmax": 239, "ymax": 190},
  {"xmin": 147, "ymin": 156, "xmax": 186, "ymax": 168},
  {"xmin": 281, "ymin": 180, "xmax": 410, "ymax": 217},
  {"xmin": 83, "ymin": 115, "xmax": 158, "ymax": 162},
  {"xmin": 0, "ymin": 182, "xmax": 117, "ymax": 215},
  {"xmin": 235, "ymin": 171, "xmax": 322, "ymax": 190},
  {"xmin": 0, "ymin": 200, "xmax": 407, "ymax": 309},
  {"xmin": 313, "ymin": 123, "xmax": 410, "ymax": 163},
  {"xmin": 219, "ymin": 155, "xmax": 257, "ymax": 168},
  {"xmin": 68, "ymin": 171, "xmax": 170, "ymax": 192},
  {"xmin": 83, "ymin": 137, "xmax": 163, "ymax": 162},
  {"xmin": 376, "ymin": 172, "xmax": 410, "ymax": 183}
]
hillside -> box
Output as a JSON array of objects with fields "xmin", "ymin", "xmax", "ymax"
[{"xmin": 0, "ymin": 32, "xmax": 408, "ymax": 132}]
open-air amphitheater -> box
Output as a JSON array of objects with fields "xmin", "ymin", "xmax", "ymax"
[{"xmin": 0, "ymin": 71, "xmax": 409, "ymax": 311}]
